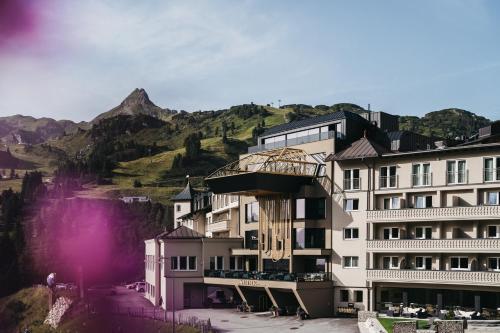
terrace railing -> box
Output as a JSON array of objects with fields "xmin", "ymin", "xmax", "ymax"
[{"xmin": 204, "ymin": 270, "xmax": 331, "ymax": 282}]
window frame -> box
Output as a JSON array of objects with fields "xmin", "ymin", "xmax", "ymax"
[
  {"xmin": 380, "ymin": 165, "xmax": 397, "ymax": 188},
  {"xmin": 383, "ymin": 197, "xmax": 400, "ymax": 210},
  {"xmin": 484, "ymin": 157, "xmax": 500, "ymax": 182},
  {"xmin": 488, "ymin": 257, "xmax": 500, "ymax": 272},
  {"xmin": 487, "ymin": 225, "xmax": 500, "ymax": 238},
  {"xmin": 447, "ymin": 160, "xmax": 467, "ymax": 185},
  {"xmin": 486, "ymin": 192, "xmax": 500, "ymax": 205},
  {"xmin": 412, "ymin": 163, "xmax": 431, "ymax": 187},
  {"xmin": 450, "ymin": 256, "xmax": 469, "ymax": 271},
  {"xmin": 415, "ymin": 195, "xmax": 432, "ymax": 209},
  {"xmin": 344, "ymin": 169, "xmax": 361, "ymax": 191},
  {"xmin": 383, "ymin": 256, "xmax": 400, "ymax": 269},
  {"xmin": 343, "ymin": 256, "xmax": 359, "ymax": 268},
  {"xmin": 383, "ymin": 227, "xmax": 400, "ymax": 240},
  {"xmin": 355, "ymin": 290, "xmax": 363, "ymax": 303},
  {"xmin": 171, "ymin": 256, "xmax": 197, "ymax": 271},
  {"xmin": 210, "ymin": 256, "xmax": 224, "ymax": 270},
  {"xmin": 344, "ymin": 198, "xmax": 359, "ymax": 212},
  {"xmin": 245, "ymin": 201, "xmax": 259, "ymax": 223},
  {"xmin": 415, "ymin": 256, "xmax": 432, "ymax": 270},
  {"xmin": 415, "ymin": 226, "xmax": 432, "ymax": 239},
  {"xmin": 229, "ymin": 256, "xmax": 244, "ymax": 271},
  {"xmin": 343, "ymin": 227, "xmax": 359, "ymax": 240},
  {"xmin": 340, "ymin": 289, "xmax": 349, "ymax": 302}
]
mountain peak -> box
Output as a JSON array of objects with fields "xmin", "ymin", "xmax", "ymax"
[
  {"xmin": 91, "ymin": 88, "xmax": 168, "ymax": 124},
  {"xmin": 121, "ymin": 88, "xmax": 155, "ymax": 107}
]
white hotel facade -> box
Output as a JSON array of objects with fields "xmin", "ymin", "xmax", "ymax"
[{"xmin": 145, "ymin": 111, "xmax": 500, "ymax": 317}]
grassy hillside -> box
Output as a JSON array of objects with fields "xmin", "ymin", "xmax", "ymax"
[
  {"xmin": 0, "ymin": 286, "xmax": 50, "ymax": 333},
  {"xmin": 400, "ymin": 108, "xmax": 491, "ymax": 139}
]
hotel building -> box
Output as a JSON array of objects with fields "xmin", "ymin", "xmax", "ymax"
[{"xmin": 145, "ymin": 111, "xmax": 500, "ymax": 317}]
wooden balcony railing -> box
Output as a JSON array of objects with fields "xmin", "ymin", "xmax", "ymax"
[{"xmin": 367, "ymin": 205, "xmax": 500, "ymax": 222}]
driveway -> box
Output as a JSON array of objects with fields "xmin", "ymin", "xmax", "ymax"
[{"xmin": 87, "ymin": 286, "xmax": 359, "ymax": 333}]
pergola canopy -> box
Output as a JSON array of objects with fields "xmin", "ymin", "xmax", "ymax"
[{"xmin": 205, "ymin": 147, "xmax": 322, "ymax": 196}]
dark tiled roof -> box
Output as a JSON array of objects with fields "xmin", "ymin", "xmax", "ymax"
[
  {"xmin": 261, "ymin": 111, "xmax": 362, "ymax": 137},
  {"xmin": 387, "ymin": 131, "xmax": 405, "ymax": 141},
  {"xmin": 160, "ymin": 226, "xmax": 204, "ymax": 239},
  {"xmin": 326, "ymin": 137, "xmax": 391, "ymax": 161},
  {"xmin": 171, "ymin": 181, "xmax": 194, "ymax": 201}
]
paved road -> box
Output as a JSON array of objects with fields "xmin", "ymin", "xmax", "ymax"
[{"xmin": 87, "ymin": 286, "xmax": 359, "ymax": 333}]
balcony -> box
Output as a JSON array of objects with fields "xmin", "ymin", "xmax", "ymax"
[
  {"xmin": 248, "ymin": 131, "xmax": 335, "ymax": 153},
  {"xmin": 344, "ymin": 178, "xmax": 361, "ymax": 191},
  {"xmin": 379, "ymin": 175, "xmax": 398, "ymax": 189},
  {"xmin": 484, "ymin": 168, "xmax": 500, "ymax": 183},
  {"xmin": 207, "ymin": 219, "xmax": 230, "ymax": 233},
  {"xmin": 412, "ymin": 173, "xmax": 432, "ymax": 187},
  {"xmin": 367, "ymin": 238, "xmax": 500, "ymax": 253},
  {"xmin": 367, "ymin": 205, "xmax": 500, "ymax": 223},
  {"xmin": 367, "ymin": 269, "xmax": 500, "ymax": 287}
]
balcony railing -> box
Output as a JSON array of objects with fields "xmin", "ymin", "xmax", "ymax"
[
  {"xmin": 412, "ymin": 173, "xmax": 432, "ymax": 187},
  {"xmin": 248, "ymin": 131, "xmax": 335, "ymax": 153},
  {"xmin": 484, "ymin": 168, "xmax": 500, "ymax": 182},
  {"xmin": 446, "ymin": 171, "xmax": 468, "ymax": 185},
  {"xmin": 367, "ymin": 205, "xmax": 500, "ymax": 222},
  {"xmin": 204, "ymin": 270, "xmax": 331, "ymax": 282},
  {"xmin": 367, "ymin": 238, "xmax": 500, "ymax": 252},
  {"xmin": 207, "ymin": 219, "xmax": 230, "ymax": 233},
  {"xmin": 344, "ymin": 178, "xmax": 361, "ymax": 191},
  {"xmin": 379, "ymin": 175, "xmax": 398, "ymax": 189},
  {"xmin": 367, "ymin": 269, "xmax": 500, "ymax": 286}
]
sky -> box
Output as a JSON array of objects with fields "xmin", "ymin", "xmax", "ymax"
[{"xmin": 0, "ymin": 0, "xmax": 499, "ymax": 122}]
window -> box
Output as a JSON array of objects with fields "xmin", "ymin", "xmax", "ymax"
[
  {"xmin": 344, "ymin": 228, "xmax": 359, "ymax": 240},
  {"xmin": 487, "ymin": 225, "xmax": 500, "ymax": 238},
  {"xmin": 343, "ymin": 256, "xmax": 359, "ymax": 268},
  {"xmin": 415, "ymin": 256, "xmax": 432, "ymax": 270},
  {"xmin": 340, "ymin": 290, "xmax": 349, "ymax": 302},
  {"xmin": 484, "ymin": 157, "xmax": 500, "ymax": 182},
  {"xmin": 488, "ymin": 258, "xmax": 500, "ymax": 271},
  {"xmin": 383, "ymin": 227, "xmax": 400, "ymax": 240},
  {"xmin": 412, "ymin": 163, "xmax": 431, "ymax": 186},
  {"xmin": 355, "ymin": 290, "xmax": 363, "ymax": 303},
  {"xmin": 245, "ymin": 202, "xmax": 259, "ymax": 223},
  {"xmin": 295, "ymin": 198, "xmax": 326, "ymax": 219},
  {"xmin": 383, "ymin": 197, "xmax": 400, "ymax": 210},
  {"xmin": 344, "ymin": 199, "xmax": 359, "ymax": 211},
  {"xmin": 176, "ymin": 204, "xmax": 181, "ymax": 212},
  {"xmin": 344, "ymin": 169, "xmax": 360, "ymax": 190},
  {"xmin": 245, "ymin": 230, "xmax": 258, "ymax": 249},
  {"xmin": 415, "ymin": 195, "xmax": 432, "ymax": 208},
  {"xmin": 415, "ymin": 227, "xmax": 432, "ymax": 239},
  {"xmin": 380, "ymin": 166, "xmax": 397, "ymax": 188},
  {"xmin": 383, "ymin": 256, "xmax": 399, "ymax": 269},
  {"xmin": 487, "ymin": 192, "xmax": 499, "ymax": 205},
  {"xmin": 450, "ymin": 257, "xmax": 469, "ymax": 270},
  {"xmin": 295, "ymin": 198, "xmax": 305, "ymax": 219},
  {"xmin": 230, "ymin": 256, "xmax": 244, "ymax": 271},
  {"xmin": 447, "ymin": 160, "xmax": 466, "ymax": 184},
  {"xmin": 171, "ymin": 256, "xmax": 196, "ymax": 271},
  {"xmin": 294, "ymin": 228, "xmax": 325, "ymax": 248},
  {"xmin": 210, "ymin": 256, "xmax": 224, "ymax": 270}
]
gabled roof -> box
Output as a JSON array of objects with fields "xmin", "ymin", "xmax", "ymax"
[
  {"xmin": 160, "ymin": 226, "xmax": 204, "ymax": 239},
  {"xmin": 326, "ymin": 137, "xmax": 391, "ymax": 161},
  {"xmin": 261, "ymin": 111, "xmax": 362, "ymax": 137},
  {"xmin": 171, "ymin": 181, "xmax": 194, "ymax": 201}
]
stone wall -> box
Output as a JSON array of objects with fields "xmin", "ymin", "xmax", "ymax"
[
  {"xmin": 435, "ymin": 320, "xmax": 464, "ymax": 333},
  {"xmin": 358, "ymin": 311, "xmax": 378, "ymax": 322},
  {"xmin": 393, "ymin": 321, "xmax": 416, "ymax": 333}
]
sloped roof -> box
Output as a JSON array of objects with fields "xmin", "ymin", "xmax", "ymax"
[
  {"xmin": 261, "ymin": 111, "xmax": 363, "ymax": 137},
  {"xmin": 171, "ymin": 181, "xmax": 194, "ymax": 201},
  {"xmin": 160, "ymin": 226, "xmax": 204, "ymax": 239},
  {"xmin": 326, "ymin": 137, "xmax": 391, "ymax": 161}
]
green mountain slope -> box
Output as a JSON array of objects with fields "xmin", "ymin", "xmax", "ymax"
[{"xmin": 399, "ymin": 108, "xmax": 491, "ymax": 139}]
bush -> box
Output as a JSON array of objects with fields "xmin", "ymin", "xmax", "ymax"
[{"xmin": 133, "ymin": 179, "xmax": 142, "ymax": 188}]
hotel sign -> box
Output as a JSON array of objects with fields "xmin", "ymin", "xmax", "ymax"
[{"xmin": 239, "ymin": 279, "xmax": 261, "ymax": 287}]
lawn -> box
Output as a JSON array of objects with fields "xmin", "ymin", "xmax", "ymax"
[{"xmin": 377, "ymin": 317, "xmax": 430, "ymax": 333}]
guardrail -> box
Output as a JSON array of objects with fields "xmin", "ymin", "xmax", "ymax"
[
  {"xmin": 367, "ymin": 238, "xmax": 500, "ymax": 252},
  {"xmin": 367, "ymin": 269, "xmax": 500, "ymax": 286},
  {"xmin": 204, "ymin": 270, "xmax": 331, "ymax": 282},
  {"xmin": 367, "ymin": 205, "xmax": 500, "ymax": 222}
]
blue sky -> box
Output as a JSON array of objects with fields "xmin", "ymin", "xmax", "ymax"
[{"xmin": 0, "ymin": 0, "xmax": 499, "ymax": 121}]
